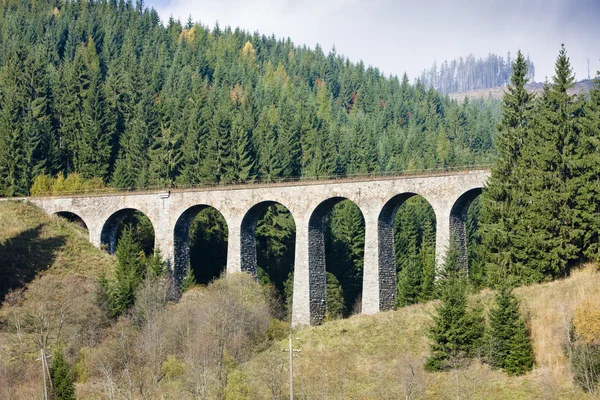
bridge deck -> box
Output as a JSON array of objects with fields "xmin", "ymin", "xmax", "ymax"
[{"xmin": 22, "ymin": 167, "xmax": 491, "ymax": 199}]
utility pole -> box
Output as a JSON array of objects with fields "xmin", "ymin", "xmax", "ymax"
[
  {"xmin": 37, "ymin": 349, "xmax": 52, "ymax": 400},
  {"xmin": 289, "ymin": 335, "xmax": 294, "ymax": 400},
  {"xmin": 588, "ymin": 59, "xmax": 591, "ymax": 80},
  {"xmin": 283, "ymin": 335, "xmax": 301, "ymax": 400}
]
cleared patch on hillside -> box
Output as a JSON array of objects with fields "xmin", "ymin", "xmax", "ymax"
[{"xmin": 0, "ymin": 201, "xmax": 115, "ymax": 300}]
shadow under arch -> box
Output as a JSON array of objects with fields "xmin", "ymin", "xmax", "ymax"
[
  {"xmin": 101, "ymin": 208, "xmax": 155, "ymax": 255},
  {"xmin": 378, "ymin": 193, "xmax": 437, "ymax": 309},
  {"xmin": 54, "ymin": 211, "xmax": 89, "ymax": 231},
  {"xmin": 450, "ymin": 188, "xmax": 483, "ymax": 273},
  {"xmin": 308, "ymin": 196, "xmax": 365, "ymax": 325},
  {"xmin": 240, "ymin": 201, "xmax": 296, "ymax": 280},
  {"xmin": 174, "ymin": 205, "xmax": 229, "ymax": 288}
]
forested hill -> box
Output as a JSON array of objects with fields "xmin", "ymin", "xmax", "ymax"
[{"xmin": 0, "ymin": 0, "xmax": 497, "ymax": 197}]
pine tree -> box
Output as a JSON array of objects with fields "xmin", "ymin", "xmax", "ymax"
[
  {"xmin": 517, "ymin": 45, "xmax": 584, "ymax": 280},
  {"xmin": 49, "ymin": 347, "xmax": 76, "ymax": 400},
  {"xmin": 397, "ymin": 251, "xmax": 422, "ymax": 307},
  {"xmin": 108, "ymin": 225, "xmax": 146, "ymax": 317},
  {"xmin": 224, "ymin": 112, "xmax": 255, "ymax": 183},
  {"xmin": 480, "ymin": 50, "xmax": 536, "ymax": 285},
  {"xmin": 325, "ymin": 272, "xmax": 345, "ymax": 320},
  {"xmin": 78, "ymin": 70, "xmax": 112, "ymax": 180},
  {"xmin": 419, "ymin": 218, "xmax": 436, "ymax": 301},
  {"xmin": 425, "ymin": 243, "xmax": 485, "ymax": 371},
  {"xmin": 0, "ymin": 47, "xmax": 30, "ymax": 196},
  {"xmin": 488, "ymin": 286, "xmax": 534, "ymax": 375},
  {"xmin": 178, "ymin": 80, "xmax": 212, "ymax": 185},
  {"xmin": 179, "ymin": 266, "xmax": 196, "ymax": 292},
  {"xmin": 148, "ymin": 123, "xmax": 183, "ymax": 187}
]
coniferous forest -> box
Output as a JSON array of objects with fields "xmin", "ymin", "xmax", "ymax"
[
  {"xmin": 0, "ymin": 0, "xmax": 499, "ymax": 312},
  {"xmin": 2, "ymin": 0, "xmax": 600, "ymax": 398},
  {"xmin": 0, "ymin": 0, "xmax": 498, "ymax": 198}
]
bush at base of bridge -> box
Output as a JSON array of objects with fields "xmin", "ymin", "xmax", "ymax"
[{"xmin": 30, "ymin": 173, "xmax": 105, "ymax": 196}]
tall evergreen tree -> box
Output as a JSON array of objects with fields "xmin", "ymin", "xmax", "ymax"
[
  {"xmin": 0, "ymin": 47, "xmax": 29, "ymax": 196},
  {"xmin": 107, "ymin": 225, "xmax": 146, "ymax": 317},
  {"xmin": 487, "ymin": 286, "xmax": 534, "ymax": 375},
  {"xmin": 517, "ymin": 45, "xmax": 584, "ymax": 280},
  {"xmin": 77, "ymin": 70, "xmax": 112, "ymax": 180},
  {"xmin": 425, "ymin": 240, "xmax": 485, "ymax": 371},
  {"xmin": 480, "ymin": 50, "xmax": 535, "ymax": 285}
]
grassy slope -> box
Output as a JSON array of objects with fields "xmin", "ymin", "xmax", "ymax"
[
  {"xmin": 0, "ymin": 200, "xmax": 114, "ymax": 299},
  {"xmin": 0, "ymin": 201, "xmax": 597, "ymax": 398},
  {"xmin": 243, "ymin": 267, "xmax": 599, "ymax": 399}
]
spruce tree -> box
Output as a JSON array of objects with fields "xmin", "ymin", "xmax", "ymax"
[
  {"xmin": 108, "ymin": 225, "xmax": 145, "ymax": 317},
  {"xmin": 487, "ymin": 286, "xmax": 534, "ymax": 375},
  {"xmin": 518, "ymin": 45, "xmax": 584, "ymax": 280},
  {"xmin": 480, "ymin": 50, "xmax": 534, "ymax": 286},
  {"xmin": 78, "ymin": 70, "xmax": 112, "ymax": 180},
  {"xmin": 425, "ymin": 243, "xmax": 485, "ymax": 371},
  {"xmin": 325, "ymin": 272, "xmax": 345, "ymax": 320},
  {"xmin": 397, "ymin": 251, "xmax": 422, "ymax": 307},
  {"xmin": 49, "ymin": 347, "xmax": 76, "ymax": 400}
]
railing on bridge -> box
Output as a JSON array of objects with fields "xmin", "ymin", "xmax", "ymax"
[{"xmin": 23, "ymin": 164, "xmax": 492, "ymax": 198}]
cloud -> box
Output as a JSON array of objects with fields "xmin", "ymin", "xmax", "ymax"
[{"xmin": 150, "ymin": 0, "xmax": 600, "ymax": 82}]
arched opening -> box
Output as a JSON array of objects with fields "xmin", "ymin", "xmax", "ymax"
[
  {"xmin": 450, "ymin": 188, "xmax": 483, "ymax": 278},
  {"xmin": 379, "ymin": 194, "xmax": 436, "ymax": 309},
  {"xmin": 101, "ymin": 209, "xmax": 155, "ymax": 256},
  {"xmin": 241, "ymin": 201, "xmax": 296, "ymax": 316},
  {"xmin": 308, "ymin": 198, "xmax": 365, "ymax": 325},
  {"xmin": 174, "ymin": 205, "xmax": 228, "ymax": 288},
  {"xmin": 54, "ymin": 211, "xmax": 88, "ymax": 232}
]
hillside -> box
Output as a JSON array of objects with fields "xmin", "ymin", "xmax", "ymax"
[
  {"xmin": 0, "ymin": 0, "xmax": 497, "ymax": 197},
  {"xmin": 0, "ymin": 200, "xmax": 114, "ymax": 299},
  {"xmin": 448, "ymin": 79, "xmax": 595, "ymax": 101},
  {"xmin": 239, "ymin": 266, "xmax": 598, "ymax": 399},
  {"xmin": 1, "ymin": 202, "xmax": 598, "ymax": 398}
]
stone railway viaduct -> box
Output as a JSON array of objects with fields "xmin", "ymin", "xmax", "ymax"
[{"xmin": 25, "ymin": 169, "xmax": 490, "ymax": 327}]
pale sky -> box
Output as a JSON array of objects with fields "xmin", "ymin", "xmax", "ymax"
[{"xmin": 148, "ymin": 0, "xmax": 600, "ymax": 83}]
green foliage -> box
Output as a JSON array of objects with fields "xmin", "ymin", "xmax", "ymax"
[
  {"xmin": 50, "ymin": 347, "xmax": 76, "ymax": 400},
  {"xmin": 425, "ymin": 247, "xmax": 485, "ymax": 371},
  {"xmin": 487, "ymin": 286, "xmax": 534, "ymax": 375},
  {"xmin": 256, "ymin": 204, "xmax": 295, "ymax": 298},
  {"xmin": 325, "ymin": 272, "xmax": 345, "ymax": 321},
  {"xmin": 179, "ymin": 266, "xmax": 196, "ymax": 293},
  {"xmin": 325, "ymin": 200, "xmax": 365, "ymax": 314},
  {"xmin": 105, "ymin": 225, "xmax": 146, "ymax": 318},
  {"xmin": 30, "ymin": 172, "xmax": 106, "ymax": 196},
  {"xmin": 481, "ymin": 46, "xmax": 600, "ymax": 287},
  {"xmin": 0, "ymin": 0, "xmax": 498, "ymax": 200},
  {"xmin": 394, "ymin": 196, "xmax": 437, "ymax": 306},
  {"xmin": 189, "ymin": 207, "xmax": 228, "ymax": 285}
]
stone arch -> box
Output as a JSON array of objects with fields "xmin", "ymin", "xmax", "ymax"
[
  {"xmin": 54, "ymin": 211, "xmax": 88, "ymax": 231},
  {"xmin": 378, "ymin": 193, "xmax": 419, "ymax": 310},
  {"xmin": 449, "ymin": 188, "xmax": 483, "ymax": 272},
  {"xmin": 240, "ymin": 201, "xmax": 296, "ymax": 278},
  {"xmin": 100, "ymin": 208, "xmax": 155, "ymax": 255},
  {"xmin": 174, "ymin": 205, "xmax": 228, "ymax": 288},
  {"xmin": 307, "ymin": 197, "xmax": 365, "ymax": 325}
]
